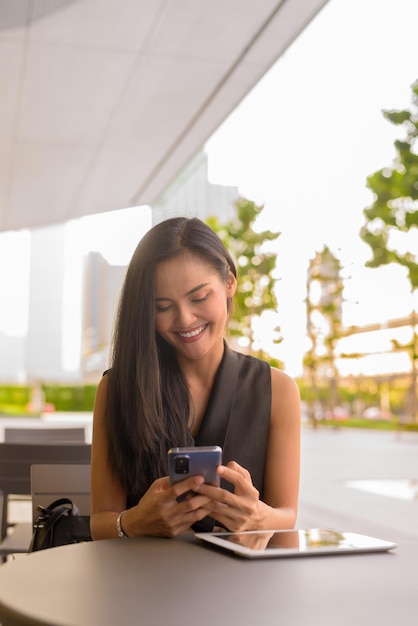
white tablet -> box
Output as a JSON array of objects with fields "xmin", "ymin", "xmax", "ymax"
[{"xmin": 194, "ymin": 528, "xmax": 397, "ymax": 559}]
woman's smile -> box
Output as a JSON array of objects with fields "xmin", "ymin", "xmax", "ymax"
[{"xmin": 177, "ymin": 323, "xmax": 208, "ymax": 341}]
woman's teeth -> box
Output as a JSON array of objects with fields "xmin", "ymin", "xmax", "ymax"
[{"xmin": 178, "ymin": 325, "xmax": 206, "ymax": 338}]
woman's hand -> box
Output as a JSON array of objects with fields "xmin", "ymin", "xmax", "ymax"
[
  {"xmin": 196, "ymin": 461, "xmax": 268, "ymax": 532},
  {"xmin": 121, "ymin": 475, "xmax": 213, "ymax": 538}
]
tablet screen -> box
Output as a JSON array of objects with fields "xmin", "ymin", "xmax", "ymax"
[{"xmin": 195, "ymin": 529, "xmax": 397, "ymax": 558}]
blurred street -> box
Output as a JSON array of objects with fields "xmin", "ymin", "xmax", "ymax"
[{"xmin": 297, "ymin": 426, "xmax": 418, "ymax": 542}]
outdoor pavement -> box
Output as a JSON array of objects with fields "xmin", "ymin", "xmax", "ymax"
[{"xmin": 297, "ymin": 426, "xmax": 418, "ymax": 543}]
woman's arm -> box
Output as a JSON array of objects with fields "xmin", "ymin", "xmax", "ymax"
[
  {"xmin": 90, "ymin": 375, "xmax": 129, "ymax": 539},
  {"xmin": 196, "ymin": 368, "xmax": 301, "ymax": 531},
  {"xmin": 258, "ymin": 367, "xmax": 301, "ymax": 528},
  {"xmin": 90, "ymin": 375, "xmax": 214, "ymax": 539}
]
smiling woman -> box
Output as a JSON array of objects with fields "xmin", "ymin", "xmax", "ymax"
[{"xmin": 90, "ymin": 216, "xmax": 301, "ymax": 541}]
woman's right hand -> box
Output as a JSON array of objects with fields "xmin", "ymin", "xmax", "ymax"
[
  {"xmin": 120, "ymin": 475, "xmax": 212, "ymax": 538},
  {"xmin": 90, "ymin": 375, "xmax": 213, "ymax": 539}
]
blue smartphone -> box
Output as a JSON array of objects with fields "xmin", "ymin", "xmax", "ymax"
[{"xmin": 168, "ymin": 446, "xmax": 222, "ymax": 489}]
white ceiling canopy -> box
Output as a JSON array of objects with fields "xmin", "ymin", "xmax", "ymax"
[{"xmin": 0, "ymin": 0, "xmax": 329, "ymax": 233}]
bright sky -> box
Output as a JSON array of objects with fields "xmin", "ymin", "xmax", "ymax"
[
  {"xmin": 1, "ymin": 0, "xmax": 418, "ymax": 379},
  {"xmin": 205, "ymin": 0, "xmax": 418, "ymax": 376}
]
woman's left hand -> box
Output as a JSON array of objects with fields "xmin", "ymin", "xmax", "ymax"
[{"xmin": 196, "ymin": 461, "xmax": 267, "ymax": 532}]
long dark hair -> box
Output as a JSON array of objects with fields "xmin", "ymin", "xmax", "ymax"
[{"xmin": 105, "ymin": 217, "xmax": 237, "ymax": 498}]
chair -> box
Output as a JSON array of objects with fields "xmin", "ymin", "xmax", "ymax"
[
  {"xmin": 4, "ymin": 427, "xmax": 86, "ymax": 444},
  {"xmin": 0, "ymin": 442, "xmax": 91, "ymax": 560},
  {"xmin": 0, "ymin": 490, "xmax": 3, "ymax": 538},
  {"xmin": 31, "ymin": 464, "xmax": 91, "ymax": 522}
]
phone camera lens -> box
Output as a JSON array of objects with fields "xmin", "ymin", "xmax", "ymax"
[{"xmin": 174, "ymin": 456, "xmax": 189, "ymax": 474}]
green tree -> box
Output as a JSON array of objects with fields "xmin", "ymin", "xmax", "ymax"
[
  {"xmin": 360, "ymin": 79, "xmax": 418, "ymax": 420},
  {"xmin": 206, "ymin": 197, "xmax": 281, "ymax": 358},
  {"xmin": 360, "ymin": 79, "xmax": 418, "ymax": 286}
]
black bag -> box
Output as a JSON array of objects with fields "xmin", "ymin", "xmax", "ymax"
[{"xmin": 29, "ymin": 497, "xmax": 92, "ymax": 552}]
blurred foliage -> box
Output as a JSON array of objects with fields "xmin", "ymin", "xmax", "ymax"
[
  {"xmin": 0, "ymin": 384, "xmax": 97, "ymax": 414},
  {"xmin": 297, "ymin": 374, "xmax": 414, "ymax": 419},
  {"xmin": 360, "ymin": 78, "xmax": 418, "ymax": 289},
  {"xmin": 318, "ymin": 418, "xmax": 418, "ymax": 432},
  {"xmin": 303, "ymin": 245, "xmax": 345, "ymax": 412},
  {"xmin": 206, "ymin": 197, "xmax": 282, "ymax": 358},
  {"xmin": 43, "ymin": 384, "xmax": 97, "ymax": 411},
  {"xmin": 360, "ymin": 79, "xmax": 418, "ymax": 421},
  {"xmin": 0, "ymin": 385, "xmax": 30, "ymax": 407}
]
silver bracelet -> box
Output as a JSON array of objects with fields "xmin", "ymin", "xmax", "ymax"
[{"xmin": 116, "ymin": 510, "xmax": 128, "ymax": 538}]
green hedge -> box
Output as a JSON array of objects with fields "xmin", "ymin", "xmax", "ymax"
[
  {"xmin": 318, "ymin": 418, "xmax": 418, "ymax": 432},
  {"xmin": 42, "ymin": 385, "xmax": 97, "ymax": 412},
  {"xmin": 0, "ymin": 386, "xmax": 31, "ymax": 406},
  {"xmin": 0, "ymin": 384, "xmax": 97, "ymax": 413}
]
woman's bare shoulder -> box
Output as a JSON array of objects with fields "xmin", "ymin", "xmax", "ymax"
[
  {"xmin": 270, "ymin": 367, "xmax": 300, "ymax": 395},
  {"xmin": 93, "ymin": 374, "xmax": 109, "ymax": 422},
  {"xmin": 270, "ymin": 367, "xmax": 301, "ymax": 425}
]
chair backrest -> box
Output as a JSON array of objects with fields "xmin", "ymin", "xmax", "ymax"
[
  {"xmin": 0, "ymin": 443, "xmax": 91, "ymax": 539},
  {"xmin": 0, "ymin": 490, "xmax": 3, "ymax": 539},
  {"xmin": 31, "ymin": 464, "xmax": 91, "ymax": 523},
  {"xmin": 4, "ymin": 427, "xmax": 86, "ymax": 444}
]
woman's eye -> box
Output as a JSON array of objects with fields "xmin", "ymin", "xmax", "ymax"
[
  {"xmin": 156, "ymin": 304, "xmax": 172, "ymax": 312},
  {"xmin": 192, "ymin": 294, "xmax": 209, "ymax": 304}
]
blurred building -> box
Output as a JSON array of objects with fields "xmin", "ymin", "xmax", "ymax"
[
  {"xmin": 26, "ymin": 225, "xmax": 68, "ymax": 382},
  {"xmin": 152, "ymin": 151, "xmax": 238, "ymax": 225},
  {"xmin": 81, "ymin": 252, "xmax": 127, "ymax": 379}
]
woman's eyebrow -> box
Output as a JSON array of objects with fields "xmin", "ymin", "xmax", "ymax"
[
  {"xmin": 155, "ymin": 282, "xmax": 210, "ymax": 302},
  {"xmin": 185, "ymin": 282, "xmax": 210, "ymax": 296}
]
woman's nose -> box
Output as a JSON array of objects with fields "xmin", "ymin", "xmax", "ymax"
[{"xmin": 176, "ymin": 304, "xmax": 195, "ymax": 327}]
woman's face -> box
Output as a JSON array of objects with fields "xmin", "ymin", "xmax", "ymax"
[{"xmin": 154, "ymin": 252, "xmax": 236, "ymax": 361}]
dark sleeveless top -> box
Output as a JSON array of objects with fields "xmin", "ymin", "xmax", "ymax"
[
  {"xmin": 194, "ymin": 342, "xmax": 271, "ymax": 499},
  {"xmin": 120, "ymin": 343, "xmax": 271, "ymax": 527}
]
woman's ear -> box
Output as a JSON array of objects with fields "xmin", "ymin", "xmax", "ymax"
[{"xmin": 226, "ymin": 269, "xmax": 237, "ymax": 297}]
